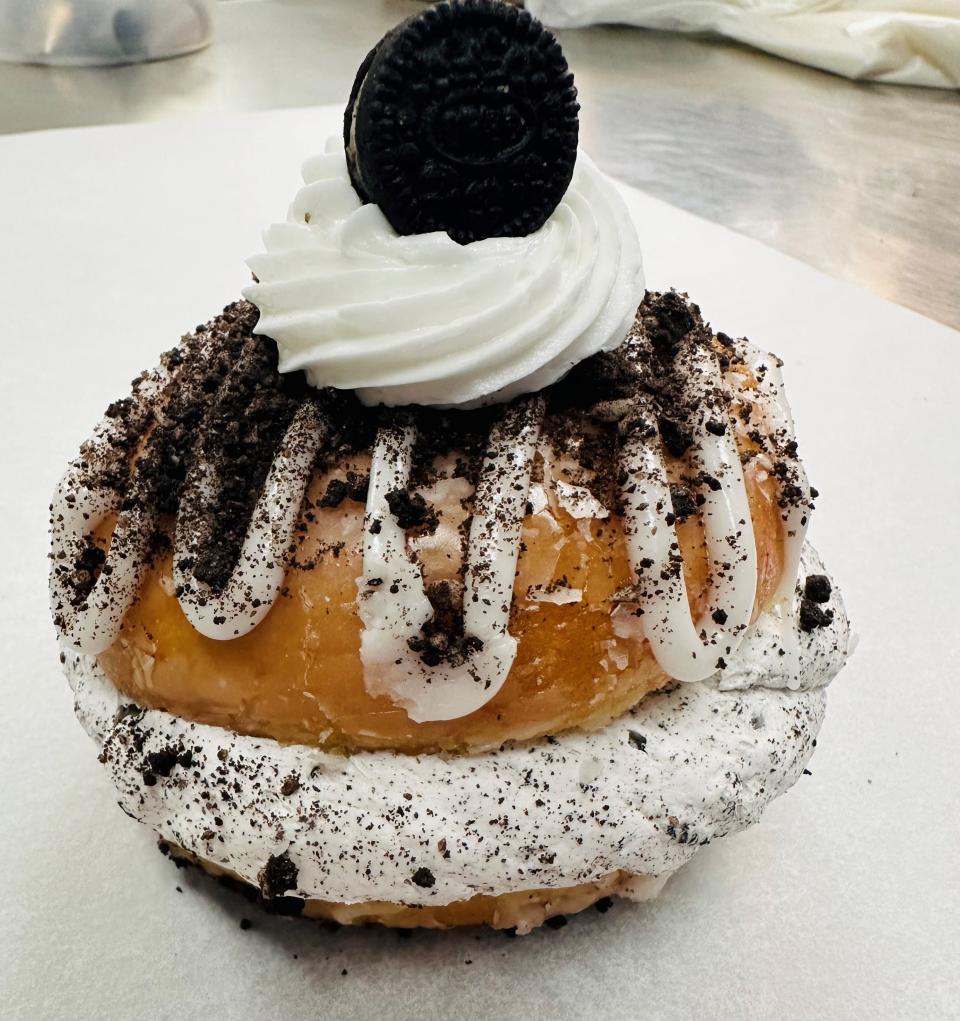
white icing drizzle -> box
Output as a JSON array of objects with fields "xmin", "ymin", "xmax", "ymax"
[
  {"xmin": 50, "ymin": 483, "xmax": 156, "ymax": 655},
  {"xmin": 49, "ymin": 373, "xmax": 329, "ymax": 652},
  {"xmin": 738, "ymin": 351, "xmax": 812, "ymax": 602},
  {"xmin": 50, "ymin": 372, "xmax": 167, "ymax": 655},
  {"xmin": 359, "ymin": 398, "xmax": 544, "ymax": 722},
  {"xmin": 718, "ymin": 545, "xmax": 849, "ymax": 693},
  {"xmin": 173, "ymin": 400, "xmax": 330, "ymax": 640},
  {"xmin": 619, "ymin": 345, "xmax": 758, "ymax": 682},
  {"xmin": 555, "ymin": 479, "xmax": 610, "ymax": 520}
]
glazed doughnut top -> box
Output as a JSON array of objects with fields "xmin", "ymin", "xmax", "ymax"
[{"xmin": 50, "ymin": 289, "xmax": 817, "ymax": 742}]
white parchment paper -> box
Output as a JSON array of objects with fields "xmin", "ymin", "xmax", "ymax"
[{"xmin": 1, "ymin": 106, "xmax": 958, "ymax": 1021}]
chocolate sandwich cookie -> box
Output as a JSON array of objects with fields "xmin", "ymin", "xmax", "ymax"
[{"xmin": 343, "ymin": 0, "xmax": 579, "ymax": 244}]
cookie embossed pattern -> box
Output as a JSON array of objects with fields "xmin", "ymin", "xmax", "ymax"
[{"xmin": 51, "ymin": 0, "xmax": 852, "ymax": 932}]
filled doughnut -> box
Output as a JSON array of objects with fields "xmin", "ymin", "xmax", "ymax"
[{"xmin": 51, "ymin": 0, "xmax": 851, "ymax": 933}]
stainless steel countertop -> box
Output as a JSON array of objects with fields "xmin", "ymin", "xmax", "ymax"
[{"xmin": 2, "ymin": 0, "xmax": 957, "ymax": 328}]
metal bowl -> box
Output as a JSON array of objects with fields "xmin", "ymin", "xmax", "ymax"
[{"xmin": 0, "ymin": 0, "xmax": 214, "ymax": 66}]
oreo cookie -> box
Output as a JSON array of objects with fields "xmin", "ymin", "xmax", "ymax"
[{"xmin": 343, "ymin": 0, "xmax": 579, "ymax": 245}]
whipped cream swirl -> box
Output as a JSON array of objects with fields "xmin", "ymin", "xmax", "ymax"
[{"xmin": 245, "ymin": 141, "xmax": 644, "ymax": 407}]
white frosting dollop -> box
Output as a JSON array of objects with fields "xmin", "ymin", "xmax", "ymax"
[
  {"xmin": 244, "ymin": 141, "xmax": 643, "ymax": 408},
  {"xmin": 66, "ymin": 546, "xmax": 849, "ymax": 908}
]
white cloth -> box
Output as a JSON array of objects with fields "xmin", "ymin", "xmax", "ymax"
[{"xmin": 526, "ymin": 0, "xmax": 960, "ymax": 88}]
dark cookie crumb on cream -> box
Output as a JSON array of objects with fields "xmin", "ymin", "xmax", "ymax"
[{"xmin": 258, "ymin": 852, "xmax": 299, "ymax": 899}]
